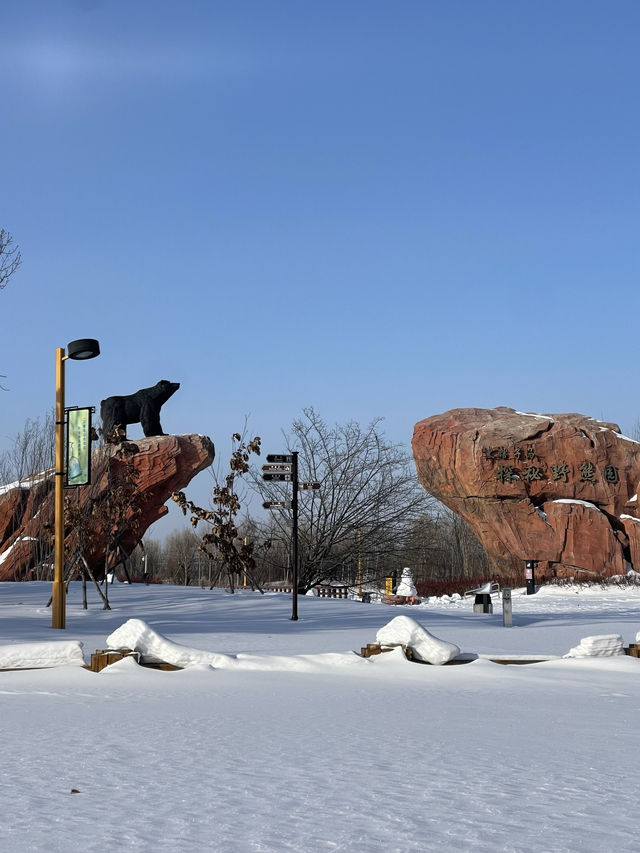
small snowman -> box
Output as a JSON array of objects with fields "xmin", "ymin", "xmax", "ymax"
[{"xmin": 395, "ymin": 567, "xmax": 417, "ymax": 597}]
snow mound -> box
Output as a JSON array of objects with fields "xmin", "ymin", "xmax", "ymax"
[
  {"xmin": 107, "ymin": 619, "xmax": 236, "ymax": 668},
  {"xmin": 106, "ymin": 619, "xmax": 365, "ymax": 673},
  {"xmin": 563, "ymin": 634, "xmax": 625, "ymax": 658},
  {"xmin": 375, "ymin": 615, "xmax": 460, "ymax": 665},
  {"xmin": 0, "ymin": 640, "xmax": 84, "ymax": 669}
]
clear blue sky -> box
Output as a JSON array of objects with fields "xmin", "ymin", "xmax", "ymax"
[{"xmin": 2, "ymin": 1, "xmax": 639, "ymax": 536}]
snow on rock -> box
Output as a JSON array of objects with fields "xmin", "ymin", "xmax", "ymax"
[
  {"xmin": 514, "ymin": 411, "xmax": 554, "ymax": 421},
  {"xmin": 0, "ymin": 473, "xmax": 48, "ymax": 496},
  {"xmin": 0, "ymin": 541, "xmax": 16, "ymax": 566},
  {"xmin": 553, "ymin": 499, "xmax": 601, "ymax": 510},
  {"xmin": 0, "ymin": 641, "xmax": 85, "ymax": 669},
  {"xmin": 0, "ymin": 536, "xmax": 37, "ymax": 566},
  {"xmin": 563, "ymin": 634, "xmax": 625, "ymax": 658},
  {"xmin": 375, "ymin": 615, "xmax": 460, "ymax": 665},
  {"xmin": 615, "ymin": 432, "xmax": 640, "ymax": 444},
  {"xmin": 395, "ymin": 567, "xmax": 418, "ymax": 597}
]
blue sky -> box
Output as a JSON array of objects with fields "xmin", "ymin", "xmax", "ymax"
[{"xmin": 2, "ymin": 1, "xmax": 639, "ymax": 536}]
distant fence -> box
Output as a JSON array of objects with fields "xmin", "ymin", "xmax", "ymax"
[
  {"xmin": 266, "ymin": 585, "xmax": 350, "ymax": 598},
  {"xmin": 315, "ymin": 585, "xmax": 349, "ymax": 599}
]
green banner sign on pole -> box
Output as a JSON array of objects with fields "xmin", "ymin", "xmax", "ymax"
[{"xmin": 66, "ymin": 407, "xmax": 92, "ymax": 487}]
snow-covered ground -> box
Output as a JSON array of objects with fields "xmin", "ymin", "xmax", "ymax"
[{"xmin": 1, "ymin": 581, "xmax": 640, "ymax": 852}]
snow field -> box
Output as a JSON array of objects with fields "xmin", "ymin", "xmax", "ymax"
[{"xmin": 0, "ymin": 582, "xmax": 640, "ymax": 851}]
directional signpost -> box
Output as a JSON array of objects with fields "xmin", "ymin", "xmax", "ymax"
[
  {"xmin": 262, "ymin": 460, "xmax": 292, "ymax": 483},
  {"xmin": 262, "ymin": 450, "xmax": 320, "ymax": 621}
]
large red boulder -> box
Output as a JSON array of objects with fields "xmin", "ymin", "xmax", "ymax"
[
  {"xmin": 412, "ymin": 407, "xmax": 640, "ymax": 580},
  {"xmin": 0, "ymin": 434, "xmax": 214, "ymax": 580}
]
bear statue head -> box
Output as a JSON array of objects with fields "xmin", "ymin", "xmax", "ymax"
[{"xmin": 156, "ymin": 380, "xmax": 180, "ymax": 403}]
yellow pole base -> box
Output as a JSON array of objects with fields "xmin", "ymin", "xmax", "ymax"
[{"xmin": 52, "ymin": 581, "xmax": 66, "ymax": 629}]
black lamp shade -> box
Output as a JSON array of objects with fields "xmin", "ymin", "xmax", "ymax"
[{"xmin": 67, "ymin": 339, "xmax": 100, "ymax": 360}]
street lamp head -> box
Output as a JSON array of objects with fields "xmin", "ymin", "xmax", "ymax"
[{"xmin": 67, "ymin": 338, "xmax": 100, "ymax": 360}]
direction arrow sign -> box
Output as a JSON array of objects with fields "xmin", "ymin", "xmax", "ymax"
[
  {"xmin": 262, "ymin": 464, "xmax": 292, "ymax": 473},
  {"xmin": 262, "ymin": 472, "xmax": 292, "ymax": 482},
  {"xmin": 263, "ymin": 501, "xmax": 292, "ymax": 510},
  {"xmin": 299, "ymin": 482, "xmax": 321, "ymax": 490},
  {"xmin": 266, "ymin": 454, "xmax": 293, "ymax": 464}
]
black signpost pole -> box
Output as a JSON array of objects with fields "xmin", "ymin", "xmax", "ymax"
[{"xmin": 291, "ymin": 451, "xmax": 299, "ymax": 621}]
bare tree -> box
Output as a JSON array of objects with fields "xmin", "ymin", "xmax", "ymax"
[
  {"xmin": 0, "ymin": 230, "xmax": 21, "ymax": 290},
  {"xmin": 164, "ymin": 529, "xmax": 201, "ymax": 585},
  {"xmin": 128, "ymin": 538, "xmax": 162, "ymax": 578},
  {"xmin": 0, "ymin": 411, "xmax": 55, "ymax": 486},
  {"xmin": 253, "ymin": 408, "xmax": 434, "ymax": 592},
  {"xmin": 0, "ymin": 413, "xmax": 56, "ymax": 577},
  {"xmin": 87, "ymin": 441, "xmax": 143, "ymax": 595},
  {"xmin": 172, "ymin": 432, "xmax": 266, "ymax": 592},
  {"xmin": 403, "ymin": 506, "xmax": 489, "ymax": 583},
  {"xmin": 1, "ymin": 229, "xmax": 21, "ymax": 389}
]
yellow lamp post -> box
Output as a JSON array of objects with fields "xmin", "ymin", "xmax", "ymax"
[{"xmin": 52, "ymin": 338, "xmax": 100, "ymax": 630}]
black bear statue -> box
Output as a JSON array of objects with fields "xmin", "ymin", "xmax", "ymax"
[{"xmin": 100, "ymin": 379, "xmax": 180, "ymax": 443}]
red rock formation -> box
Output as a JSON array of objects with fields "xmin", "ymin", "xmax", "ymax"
[
  {"xmin": 412, "ymin": 407, "xmax": 640, "ymax": 580},
  {"xmin": 0, "ymin": 434, "xmax": 214, "ymax": 580}
]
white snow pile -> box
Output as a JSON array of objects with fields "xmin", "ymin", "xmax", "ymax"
[
  {"xmin": 0, "ymin": 640, "xmax": 84, "ymax": 669},
  {"xmin": 375, "ymin": 615, "xmax": 460, "ymax": 665},
  {"xmin": 107, "ymin": 618, "xmax": 236, "ymax": 668},
  {"xmin": 563, "ymin": 634, "xmax": 625, "ymax": 658},
  {"xmin": 395, "ymin": 566, "xmax": 418, "ymax": 596},
  {"xmin": 106, "ymin": 618, "xmax": 366, "ymax": 672}
]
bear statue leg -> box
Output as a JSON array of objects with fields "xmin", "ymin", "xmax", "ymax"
[
  {"xmin": 140, "ymin": 406, "xmax": 164, "ymax": 438},
  {"xmin": 101, "ymin": 401, "xmax": 128, "ymax": 442}
]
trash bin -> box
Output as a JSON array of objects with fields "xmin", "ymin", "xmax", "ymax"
[{"xmin": 473, "ymin": 593, "xmax": 493, "ymax": 614}]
